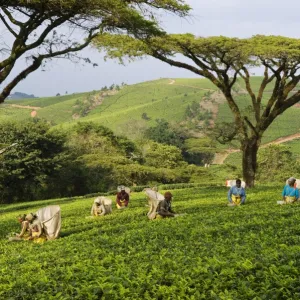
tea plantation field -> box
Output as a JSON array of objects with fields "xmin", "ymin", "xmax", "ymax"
[{"xmin": 1, "ymin": 186, "xmax": 300, "ymax": 299}]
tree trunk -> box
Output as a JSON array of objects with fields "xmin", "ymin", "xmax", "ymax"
[{"xmin": 241, "ymin": 137, "xmax": 260, "ymax": 188}]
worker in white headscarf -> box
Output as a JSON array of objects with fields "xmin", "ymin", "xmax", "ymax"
[{"xmin": 91, "ymin": 197, "xmax": 113, "ymax": 216}]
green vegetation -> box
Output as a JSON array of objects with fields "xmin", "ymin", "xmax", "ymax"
[
  {"xmin": 225, "ymin": 145, "xmax": 300, "ymax": 184},
  {"xmin": 0, "ymin": 120, "xmax": 192, "ymax": 203},
  {"xmin": 1, "ymin": 77, "xmax": 299, "ymax": 174},
  {"xmin": 94, "ymin": 33, "xmax": 300, "ymax": 186},
  {"xmin": 2, "ymin": 186, "xmax": 300, "ymax": 299}
]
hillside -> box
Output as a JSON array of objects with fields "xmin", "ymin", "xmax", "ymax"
[
  {"xmin": 0, "ymin": 78, "xmax": 218, "ymax": 127},
  {"xmin": 0, "ymin": 77, "xmax": 299, "ymax": 160}
]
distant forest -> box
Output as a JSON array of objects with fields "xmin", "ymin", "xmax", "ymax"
[{"xmin": 7, "ymin": 92, "xmax": 37, "ymax": 100}]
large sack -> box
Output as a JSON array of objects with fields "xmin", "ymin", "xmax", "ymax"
[
  {"xmin": 225, "ymin": 180, "xmax": 246, "ymax": 188},
  {"xmin": 144, "ymin": 188, "xmax": 164, "ymax": 220},
  {"xmin": 36, "ymin": 205, "xmax": 61, "ymax": 240}
]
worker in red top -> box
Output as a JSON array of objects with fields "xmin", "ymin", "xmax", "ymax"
[{"xmin": 116, "ymin": 186, "xmax": 130, "ymax": 209}]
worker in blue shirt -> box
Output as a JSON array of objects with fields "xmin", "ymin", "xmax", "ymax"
[
  {"xmin": 228, "ymin": 179, "xmax": 246, "ymax": 206},
  {"xmin": 282, "ymin": 177, "xmax": 299, "ymax": 204}
]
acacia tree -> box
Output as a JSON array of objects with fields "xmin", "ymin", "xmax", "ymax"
[
  {"xmin": 0, "ymin": 0, "xmax": 189, "ymax": 103},
  {"xmin": 93, "ymin": 34, "xmax": 300, "ymax": 186}
]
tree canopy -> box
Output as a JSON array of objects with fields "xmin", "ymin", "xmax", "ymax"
[
  {"xmin": 93, "ymin": 34, "xmax": 300, "ymax": 186},
  {"xmin": 0, "ymin": 0, "xmax": 189, "ymax": 102}
]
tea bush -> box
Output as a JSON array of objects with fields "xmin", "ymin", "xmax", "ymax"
[{"xmin": 1, "ymin": 185, "xmax": 300, "ymax": 299}]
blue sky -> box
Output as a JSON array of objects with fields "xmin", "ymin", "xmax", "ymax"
[{"xmin": 1, "ymin": 0, "xmax": 300, "ymax": 97}]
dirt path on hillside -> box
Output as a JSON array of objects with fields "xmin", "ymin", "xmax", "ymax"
[
  {"xmin": 167, "ymin": 79, "xmax": 300, "ymax": 164},
  {"xmin": 8, "ymin": 104, "xmax": 41, "ymax": 110},
  {"xmin": 168, "ymin": 79, "xmax": 215, "ymax": 92},
  {"xmin": 262, "ymin": 133, "xmax": 300, "ymax": 146},
  {"xmin": 213, "ymin": 133, "xmax": 300, "ymax": 164}
]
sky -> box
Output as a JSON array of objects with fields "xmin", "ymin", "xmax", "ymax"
[{"xmin": 2, "ymin": 0, "xmax": 300, "ymax": 97}]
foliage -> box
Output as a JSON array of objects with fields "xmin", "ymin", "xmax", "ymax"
[
  {"xmin": 184, "ymin": 100, "xmax": 212, "ymax": 123},
  {"xmin": 256, "ymin": 145, "xmax": 300, "ymax": 182},
  {"xmin": 2, "ymin": 185, "xmax": 300, "ymax": 299},
  {"xmin": 143, "ymin": 141, "xmax": 187, "ymax": 169},
  {"xmin": 182, "ymin": 138, "xmax": 216, "ymax": 166},
  {"xmin": 0, "ymin": 120, "xmax": 192, "ymax": 202},
  {"xmin": 0, "ymin": 120, "xmax": 67, "ymax": 203},
  {"xmin": 93, "ymin": 33, "xmax": 300, "ymax": 186},
  {"xmin": 145, "ymin": 119, "xmax": 188, "ymax": 148}
]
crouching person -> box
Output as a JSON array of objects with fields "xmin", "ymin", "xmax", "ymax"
[
  {"xmin": 91, "ymin": 197, "xmax": 113, "ymax": 216},
  {"xmin": 279, "ymin": 177, "xmax": 299, "ymax": 204},
  {"xmin": 228, "ymin": 179, "xmax": 246, "ymax": 206},
  {"xmin": 8, "ymin": 214, "xmax": 30, "ymax": 241},
  {"xmin": 25, "ymin": 213, "xmax": 47, "ymax": 243},
  {"xmin": 116, "ymin": 186, "xmax": 130, "ymax": 209},
  {"xmin": 156, "ymin": 192, "xmax": 176, "ymax": 218},
  {"xmin": 9, "ymin": 206, "xmax": 61, "ymax": 243}
]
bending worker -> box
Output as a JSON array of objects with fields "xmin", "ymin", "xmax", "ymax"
[
  {"xmin": 228, "ymin": 179, "xmax": 246, "ymax": 206},
  {"xmin": 282, "ymin": 177, "xmax": 299, "ymax": 204},
  {"xmin": 25, "ymin": 213, "xmax": 47, "ymax": 243},
  {"xmin": 91, "ymin": 197, "xmax": 113, "ymax": 216},
  {"xmin": 156, "ymin": 192, "xmax": 176, "ymax": 218},
  {"xmin": 116, "ymin": 186, "xmax": 129, "ymax": 209}
]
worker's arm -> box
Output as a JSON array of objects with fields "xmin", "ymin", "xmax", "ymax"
[
  {"xmin": 91, "ymin": 204, "xmax": 98, "ymax": 216},
  {"xmin": 116, "ymin": 194, "xmax": 122, "ymax": 206},
  {"xmin": 123, "ymin": 193, "xmax": 129, "ymax": 206},
  {"xmin": 17, "ymin": 221, "xmax": 29, "ymax": 238},
  {"xmin": 98, "ymin": 204, "xmax": 106, "ymax": 216},
  {"xmin": 241, "ymin": 189, "xmax": 246, "ymax": 204},
  {"xmin": 282, "ymin": 186, "xmax": 287, "ymax": 201},
  {"xmin": 228, "ymin": 187, "xmax": 233, "ymax": 202}
]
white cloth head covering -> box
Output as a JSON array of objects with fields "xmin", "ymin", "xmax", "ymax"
[
  {"xmin": 25, "ymin": 213, "xmax": 35, "ymax": 222},
  {"xmin": 117, "ymin": 186, "xmax": 131, "ymax": 193},
  {"xmin": 94, "ymin": 197, "xmax": 101, "ymax": 204}
]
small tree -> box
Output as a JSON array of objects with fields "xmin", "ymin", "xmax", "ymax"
[
  {"xmin": 141, "ymin": 112, "xmax": 151, "ymax": 121},
  {"xmin": 94, "ymin": 34, "xmax": 300, "ymax": 186}
]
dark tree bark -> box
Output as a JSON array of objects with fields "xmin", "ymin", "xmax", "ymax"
[{"xmin": 241, "ymin": 137, "xmax": 261, "ymax": 188}]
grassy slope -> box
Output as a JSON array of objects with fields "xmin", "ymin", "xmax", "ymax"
[
  {"xmin": 1, "ymin": 77, "xmax": 299, "ymax": 153},
  {"xmin": 1, "ymin": 186, "xmax": 300, "ymax": 299},
  {"xmin": 83, "ymin": 79, "xmax": 214, "ymax": 131}
]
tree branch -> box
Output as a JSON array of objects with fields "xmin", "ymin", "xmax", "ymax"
[
  {"xmin": 0, "ymin": 57, "xmax": 42, "ymax": 103},
  {"xmin": 0, "ymin": 29, "xmax": 98, "ymax": 103},
  {"xmin": 2, "ymin": 8, "xmax": 22, "ymax": 27},
  {"xmin": 0, "ymin": 13, "xmax": 18, "ymax": 38}
]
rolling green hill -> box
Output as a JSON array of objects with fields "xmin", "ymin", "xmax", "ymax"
[{"xmin": 1, "ymin": 77, "xmax": 299, "ymax": 159}]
